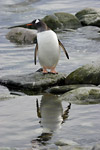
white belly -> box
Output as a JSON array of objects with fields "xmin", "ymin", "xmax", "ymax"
[{"xmin": 37, "ymin": 30, "xmax": 60, "ymax": 68}]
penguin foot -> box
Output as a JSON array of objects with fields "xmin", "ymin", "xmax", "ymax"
[
  {"xmin": 50, "ymin": 68, "xmax": 58, "ymax": 74},
  {"xmin": 43, "ymin": 68, "xmax": 48, "ymax": 74}
]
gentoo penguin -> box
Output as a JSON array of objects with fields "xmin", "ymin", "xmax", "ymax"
[{"xmin": 27, "ymin": 19, "xmax": 69, "ymax": 74}]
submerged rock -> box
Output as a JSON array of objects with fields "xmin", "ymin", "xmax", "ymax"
[
  {"xmin": 76, "ymin": 8, "xmax": 100, "ymax": 27},
  {"xmin": 66, "ymin": 61, "xmax": 100, "ymax": 85},
  {"xmin": 6, "ymin": 27, "xmax": 37, "ymax": 44},
  {"xmin": 0, "ymin": 72, "xmax": 67, "ymax": 95},
  {"xmin": 47, "ymin": 84, "xmax": 96, "ymax": 94},
  {"xmin": 59, "ymin": 87, "xmax": 100, "ymax": 104}
]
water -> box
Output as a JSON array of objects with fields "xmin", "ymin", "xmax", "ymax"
[
  {"xmin": 0, "ymin": 0, "xmax": 100, "ymax": 149},
  {"xmin": 0, "ymin": 94, "xmax": 100, "ymax": 149}
]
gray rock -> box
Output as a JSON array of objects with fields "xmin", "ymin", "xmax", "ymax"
[
  {"xmin": 47, "ymin": 84, "xmax": 96, "ymax": 94},
  {"xmin": 59, "ymin": 87, "xmax": 100, "ymax": 104},
  {"xmin": 6, "ymin": 27, "xmax": 37, "ymax": 44},
  {"xmin": 75, "ymin": 8, "xmax": 100, "ymax": 27},
  {"xmin": 0, "ymin": 72, "xmax": 67, "ymax": 95},
  {"xmin": 66, "ymin": 61, "xmax": 100, "ymax": 85}
]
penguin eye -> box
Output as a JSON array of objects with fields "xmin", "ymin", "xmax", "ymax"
[{"xmin": 35, "ymin": 19, "xmax": 40, "ymax": 24}]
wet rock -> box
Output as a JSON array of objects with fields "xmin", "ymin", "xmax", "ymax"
[
  {"xmin": 66, "ymin": 61, "xmax": 100, "ymax": 85},
  {"xmin": 0, "ymin": 85, "xmax": 16, "ymax": 101},
  {"xmin": 0, "ymin": 72, "xmax": 67, "ymax": 95},
  {"xmin": 47, "ymin": 84, "xmax": 96, "ymax": 94},
  {"xmin": 59, "ymin": 87, "xmax": 100, "ymax": 104},
  {"xmin": 6, "ymin": 27, "xmax": 37, "ymax": 44},
  {"xmin": 75, "ymin": 8, "xmax": 100, "ymax": 27}
]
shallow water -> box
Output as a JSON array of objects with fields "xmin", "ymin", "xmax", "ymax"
[{"xmin": 0, "ymin": 0, "xmax": 100, "ymax": 149}]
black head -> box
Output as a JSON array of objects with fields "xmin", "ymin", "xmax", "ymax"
[{"xmin": 27, "ymin": 19, "xmax": 48, "ymax": 32}]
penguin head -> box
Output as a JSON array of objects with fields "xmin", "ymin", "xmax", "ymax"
[{"xmin": 27, "ymin": 19, "xmax": 48, "ymax": 31}]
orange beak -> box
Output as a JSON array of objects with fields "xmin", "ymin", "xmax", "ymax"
[{"xmin": 27, "ymin": 23, "xmax": 32, "ymax": 26}]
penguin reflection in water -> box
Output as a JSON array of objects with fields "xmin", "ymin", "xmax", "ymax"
[
  {"xmin": 27, "ymin": 19, "xmax": 69, "ymax": 74},
  {"xmin": 32, "ymin": 94, "xmax": 71, "ymax": 144}
]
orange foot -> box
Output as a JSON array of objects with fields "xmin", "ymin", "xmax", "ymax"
[
  {"xmin": 43, "ymin": 67, "xmax": 48, "ymax": 74},
  {"xmin": 50, "ymin": 68, "xmax": 58, "ymax": 74}
]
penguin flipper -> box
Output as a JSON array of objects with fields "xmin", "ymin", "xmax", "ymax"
[
  {"xmin": 58, "ymin": 39, "xmax": 69, "ymax": 59},
  {"xmin": 34, "ymin": 43, "xmax": 38, "ymax": 65}
]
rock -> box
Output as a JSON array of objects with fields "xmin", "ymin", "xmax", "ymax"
[
  {"xmin": 59, "ymin": 87, "xmax": 100, "ymax": 104},
  {"xmin": 42, "ymin": 14, "xmax": 62, "ymax": 30},
  {"xmin": 0, "ymin": 85, "xmax": 16, "ymax": 101},
  {"xmin": 43, "ymin": 12, "xmax": 81, "ymax": 30},
  {"xmin": 6, "ymin": 27, "xmax": 37, "ymax": 44},
  {"xmin": 65, "ymin": 61, "xmax": 100, "ymax": 85},
  {"xmin": 47, "ymin": 84, "xmax": 96, "ymax": 94},
  {"xmin": 55, "ymin": 139, "xmax": 78, "ymax": 146},
  {"xmin": 0, "ymin": 72, "xmax": 67, "ymax": 95},
  {"xmin": 75, "ymin": 8, "xmax": 100, "ymax": 27},
  {"xmin": 54, "ymin": 12, "xmax": 81, "ymax": 30}
]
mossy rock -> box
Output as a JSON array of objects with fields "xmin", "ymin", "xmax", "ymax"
[
  {"xmin": 59, "ymin": 87, "xmax": 100, "ymax": 104},
  {"xmin": 42, "ymin": 12, "xmax": 81, "ymax": 30},
  {"xmin": 54, "ymin": 12, "xmax": 81, "ymax": 29},
  {"xmin": 75, "ymin": 8, "xmax": 100, "ymax": 27},
  {"xmin": 65, "ymin": 61, "xmax": 100, "ymax": 85},
  {"xmin": 42, "ymin": 15, "xmax": 62, "ymax": 30}
]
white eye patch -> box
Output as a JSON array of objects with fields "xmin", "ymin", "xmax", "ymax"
[{"xmin": 35, "ymin": 19, "xmax": 40, "ymax": 24}]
